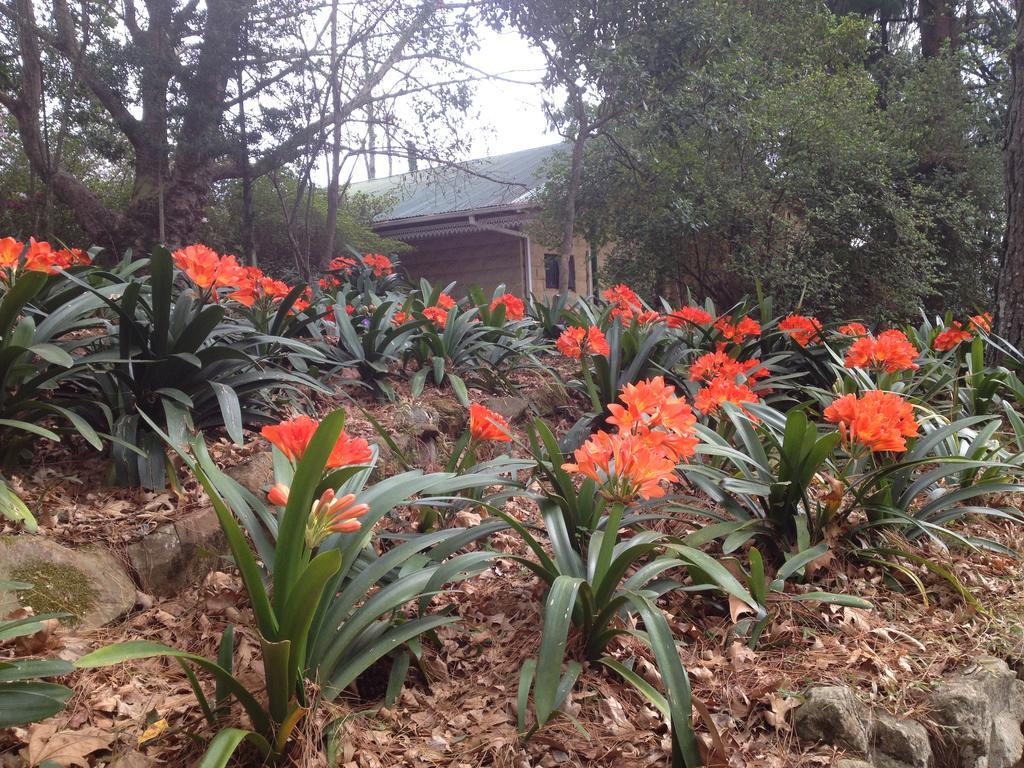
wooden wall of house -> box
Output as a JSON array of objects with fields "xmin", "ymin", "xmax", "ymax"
[
  {"xmin": 528, "ymin": 236, "xmax": 597, "ymax": 298},
  {"xmin": 395, "ymin": 230, "xmax": 526, "ymax": 296}
]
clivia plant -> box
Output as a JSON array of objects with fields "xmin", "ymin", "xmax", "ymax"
[
  {"xmin": 504, "ymin": 377, "xmax": 757, "ymax": 768},
  {"xmin": 76, "ymin": 411, "xmax": 374, "ymax": 765}
]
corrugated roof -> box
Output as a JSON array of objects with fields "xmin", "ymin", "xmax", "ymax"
[{"xmin": 349, "ymin": 143, "xmax": 567, "ymax": 223}]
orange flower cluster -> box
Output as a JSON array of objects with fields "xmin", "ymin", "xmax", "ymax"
[
  {"xmin": 393, "ymin": 310, "xmax": 412, "ymax": 326},
  {"xmin": 932, "ymin": 322, "xmax": 973, "ymax": 352},
  {"xmin": 633, "ymin": 309, "xmax": 664, "ymax": 326},
  {"xmin": 422, "ymin": 305, "xmax": 448, "ymax": 327},
  {"xmin": 0, "ymin": 237, "xmax": 91, "ymax": 275},
  {"xmin": 173, "ymin": 244, "xmax": 245, "ymax": 291},
  {"xmin": 714, "ymin": 315, "xmax": 761, "ymax": 344},
  {"xmin": 435, "ymin": 292, "xmax": 457, "ymax": 310},
  {"xmin": 689, "ymin": 351, "xmax": 766, "ymax": 384},
  {"xmin": 778, "ymin": 314, "xmax": 823, "ymax": 347},
  {"xmin": 843, "ymin": 329, "xmax": 919, "ymax": 373},
  {"xmin": 261, "ymin": 415, "xmax": 372, "ymax": 468},
  {"xmin": 602, "ymin": 284, "xmax": 642, "ymax": 322},
  {"xmin": 694, "ymin": 376, "xmax": 760, "ymax": 419},
  {"xmin": 469, "ymin": 403, "xmax": 511, "ymax": 443},
  {"xmin": 319, "ymin": 274, "xmax": 342, "ymax": 291},
  {"xmin": 228, "ymin": 266, "xmax": 291, "ymax": 307},
  {"xmin": 555, "ymin": 326, "xmax": 610, "ymax": 358},
  {"xmin": 606, "ymin": 376, "xmax": 699, "ymax": 461},
  {"xmin": 363, "ymin": 253, "xmax": 393, "ymax": 277},
  {"xmin": 838, "ymin": 322, "xmax": 869, "ymax": 337},
  {"xmin": 666, "ymin": 305, "xmax": 713, "ymax": 329},
  {"xmin": 328, "ymin": 256, "xmax": 358, "ymax": 273},
  {"xmin": 969, "ymin": 312, "xmax": 992, "ymax": 333},
  {"xmin": 488, "ymin": 293, "xmax": 525, "ymax": 321},
  {"xmin": 824, "ymin": 390, "xmax": 919, "ymax": 453},
  {"xmin": 563, "ymin": 377, "xmax": 697, "ymax": 502},
  {"xmin": 267, "ymin": 483, "xmax": 371, "ymax": 546}
]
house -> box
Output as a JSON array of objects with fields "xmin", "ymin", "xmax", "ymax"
[{"xmin": 349, "ymin": 144, "xmax": 600, "ymax": 297}]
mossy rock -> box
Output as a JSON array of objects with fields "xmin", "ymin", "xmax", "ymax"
[{"xmin": 0, "ymin": 536, "xmax": 134, "ymax": 628}]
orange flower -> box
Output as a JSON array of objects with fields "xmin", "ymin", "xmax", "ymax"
[
  {"xmin": 633, "ymin": 310, "xmax": 664, "ymax": 326},
  {"xmin": 666, "ymin": 305, "xmax": 712, "ymax": 328},
  {"xmin": 555, "ymin": 326, "xmax": 610, "ymax": 358},
  {"xmin": 469, "ymin": 403, "xmax": 511, "ymax": 442},
  {"xmin": 422, "ymin": 306, "xmax": 448, "ymax": 327},
  {"xmin": 291, "ymin": 286, "xmax": 312, "ymax": 313},
  {"xmin": 562, "ymin": 429, "xmax": 679, "ymax": 502},
  {"xmin": 267, "ymin": 483, "xmax": 290, "ymax": 507},
  {"xmin": 363, "ymin": 253, "xmax": 393, "ymax": 277},
  {"xmin": 261, "ymin": 415, "xmax": 372, "ymax": 468},
  {"xmin": 606, "ymin": 376, "xmax": 698, "ymax": 461},
  {"xmin": 933, "ymin": 322, "xmax": 972, "ymax": 352},
  {"xmin": 824, "ymin": 390, "xmax": 919, "ymax": 453},
  {"xmin": 22, "ymin": 238, "xmax": 60, "ymax": 274},
  {"xmin": 0, "ymin": 237, "xmax": 22, "ymax": 269},
  {"xmin": 488, "ymin": 293, "xmax": 526, "ymax": 321},
  {"xmin": 689, "ymin": 351, "xmax": 745, "ymax": 383},
  {"xmin": 305, "ymin": 490, "xmax": 371, "ymax": 547},
  {"xmin": 173, "ymin": 244, "xmax": 245, "ymax": 292},
  {"xmin": 393, "ymin": 310, "xmax": 412, "ymax": 325},
  {"xmin": 714, "ymin": 315, "xmax": 761, "ymax": 344},
  {"xmin": 319, "ymin": 274, "xmax": 341, "ymax": 291},
  {"xmin": 586, "ymin": 327, "xmax": 610, "ymax": 356},
  {"xmin": 694, "ymin": 376, "xmax": 760, "ymax": 419},
  {"xmin": 435, "ymin": 292, "xmax": 456, "ymax": 310},
  {"xmin": 328, "ymin": 256, "xmax": 358, "ymax": 273},
  {"xmin": 969, "ymin": 313, "xmax": 992, "ymax": 333},
  {"xmin": 778, "ymin": 314, "xmax": 823, "ymax": 347},
  {"xmin": 844, "ymin": 329, "xmax": 919, "ymax": 373},
  {"xmin": 838, "ymin": 322, "xmax": 869, "ymax": 337},
  {"xmin": 602, "ymin": 284, "xmax": 642, "ymax": 322}
]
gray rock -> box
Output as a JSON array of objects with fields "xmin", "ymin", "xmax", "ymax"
[
  {"xmin": 794, "ymin": 686, "xmax": 872, "ymax": 754},
  {"xmin": 224, "ymin": 451, "xmax": 274, "ymax": 496},
  {"xmin": 127, "ymin": 507, "xmax": 228, "ymax": 596},
  {"xmin": 872, "ymin": 712, "xmax": 932, "ymax": 768},
  {"xmin": 0, "ymin": 536, "xmax": 135, "ymax": 628},
  {"xmin": 838, "ymin": 761, "xmax": 877, "ymax": 768},
  {"xmin": 484, "ymin": 395, "xmax": 530, "ymax": 423},
  {"xmin": 928, "ymin": 656, "xmax": 1024, "ymax": 768}
]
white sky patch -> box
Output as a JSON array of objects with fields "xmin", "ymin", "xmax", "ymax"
[{"xmin": 462, "ymin": 27, "xmax": 557, "ymax": 158}]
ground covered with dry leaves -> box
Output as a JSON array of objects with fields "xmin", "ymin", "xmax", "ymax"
[{"xmin": 2, "ymin": 377, "xmax": 1023, "ymax": 768}]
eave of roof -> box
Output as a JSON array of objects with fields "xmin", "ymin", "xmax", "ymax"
[{"xmin": 349, "ymin": 143, "xmax": 566, "ymax": 223}]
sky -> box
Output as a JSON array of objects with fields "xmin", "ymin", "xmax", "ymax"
[
  {"xmin": 461, "ymin": 27, "xmax": 558, "ymax": 158},
  {"xmin": 344, "ymin": 25, "xmax": 558, "ymax": 183}
]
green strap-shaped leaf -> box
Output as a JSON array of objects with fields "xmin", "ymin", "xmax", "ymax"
[
  {"xmin": 533, "ymin": 576, "xmax": 585, "ymax": 727},
  {"xmin": 620, "ymin": 591, "xmax": 702, "ymax": 767},
  {"xmin": 0, "ymin": 681, "xmax": 73, "ymax": 727},
  {"xmin": 197, "ymin": 728, "xmax": 270, "ymax": 768}
]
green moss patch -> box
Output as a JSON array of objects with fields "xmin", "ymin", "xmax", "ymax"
[{"xmin": 11, "ymin": 561, "xmax": 99, "ymax": 625}]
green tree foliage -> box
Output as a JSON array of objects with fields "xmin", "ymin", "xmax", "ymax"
[{"xmin": 559, "ymin": 0, "xmax": 1004, "ymax": 322}]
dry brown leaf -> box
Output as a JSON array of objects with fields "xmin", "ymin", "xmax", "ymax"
[
  {"xmin": 728, "ymin": 594, "xmax": 755, "ymax": 623},
  {"xmin": 25, "ymin": 723, "xmax": 114, "ymax": 767},
  {"xmin": 109, "ymin": 751, "xmax": 157, "ymax": 768},
  {"xmin": 761, "ymin": 693, "xmax": 800, "ymax": 731},
  {"xmin": 727, "ymin": 641, "xmax": 756, "ymax": 670}
]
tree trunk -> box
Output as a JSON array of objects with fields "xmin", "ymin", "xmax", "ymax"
[
  {"xmin": 558, "ymin": 118, "xmax": 587, "ymax": 296},
  {"xmin": 997, "ymin": 0, "xmax": 1024, "ymax": 348},
  {"xmin": 323, "ymin": 0, "xmax": 343, "ymax": 267},
  {"xmin": 919, "ymin": 0, "xmax": 959, "ymax": 57}
]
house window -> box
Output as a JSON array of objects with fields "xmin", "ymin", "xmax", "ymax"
[{"xmin": 544, "ymin": 253, "xmax": 576, "ymax": 291}]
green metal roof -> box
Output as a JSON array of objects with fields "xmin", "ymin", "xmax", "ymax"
[{"xmin": 349, "ymin": 143, "xmax": 567, "ymax": 223}]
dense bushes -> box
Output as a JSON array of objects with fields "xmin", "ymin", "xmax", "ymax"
[{"xmin": 4, "ymin": 238, "xmax": 1024, "ymax": 766}]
